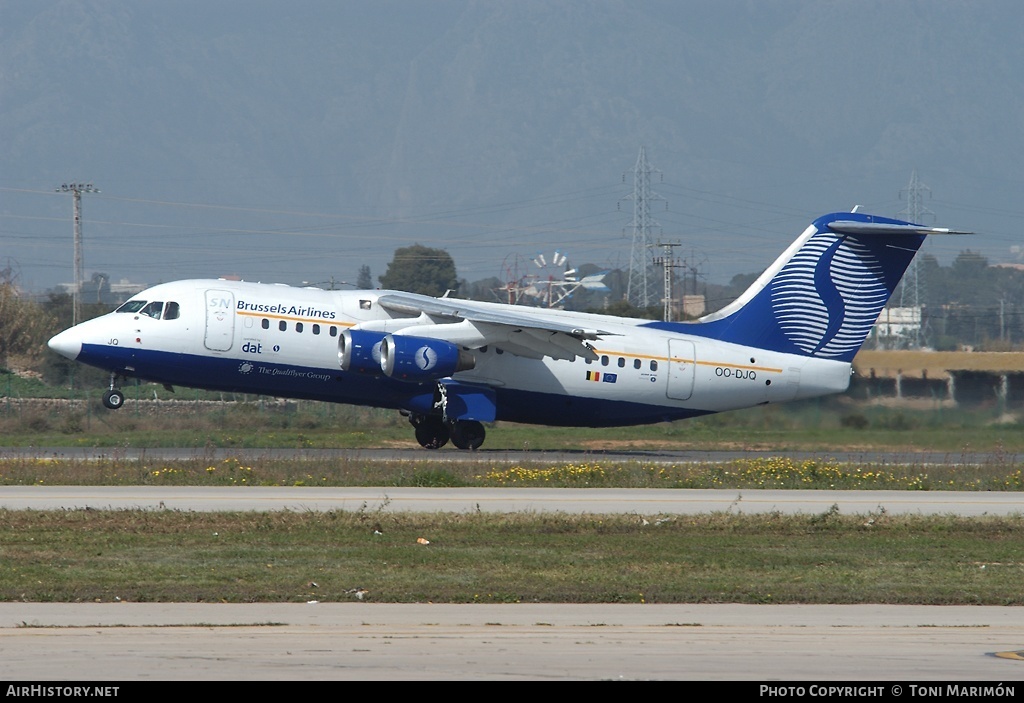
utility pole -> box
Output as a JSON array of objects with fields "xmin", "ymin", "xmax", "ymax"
[
  {"xmin": 621, "ymin": 147, "xmax": 664, "ymax": 309},
  {"xmin": 1000, "ymin": 298, "xmax": 1006, "ymax": 344},
  {"xmin": 56, "ymin": 182, "xmax": 100, "ymax": 326},
  {"xmin": 652, "ymin": 241, "xmax": 682, "ymax": 322}
]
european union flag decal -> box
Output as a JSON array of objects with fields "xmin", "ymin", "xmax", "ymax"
[{"xmin": 603, "ymin": 373, "xmax": 617, "ymax": 383}]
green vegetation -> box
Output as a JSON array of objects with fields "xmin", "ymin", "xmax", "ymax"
[
  {"xmin": 377, "ymin": 244, "xmax": 459, "ymax": 297},
  {"xmin": 1, "ymin": 509, "xmax": 1020, "ymax": 604},
  {"xmin": 1, "ymin": 386, "xmax": 1023, "ymax": 455},
  {"xmin": 3, "ymin": 451, "xmax": 1024, "ymax": 492}
]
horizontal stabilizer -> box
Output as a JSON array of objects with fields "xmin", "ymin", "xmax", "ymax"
[{"xmin": 827, "ymin": 221, "xmax": 973, "ymax": 236}]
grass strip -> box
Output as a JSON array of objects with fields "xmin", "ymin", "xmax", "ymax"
[
  {"xmin": 3, "ymin": 397, "xmax": 1024, "ymax": 453},
  {"xmin": 1, "ymin": 508, "xmax": 1021, "ymax": 605},
  {"xmin": 2, "ymin": 454, "xmax": 1024, "ymax": 491}
]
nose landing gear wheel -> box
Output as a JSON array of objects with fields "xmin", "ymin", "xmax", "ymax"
[
  {"xmin": 102, "ymin": 389, "xmax": 125, "ymax": 410},
  {"xmin": 449, "ymin": 420, "xmax": 486, "ymax": 450}
]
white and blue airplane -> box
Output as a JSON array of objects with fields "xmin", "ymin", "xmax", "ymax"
[{"xmin": 47, "ymin": 211, "xmax": 966, "ymax": 450}]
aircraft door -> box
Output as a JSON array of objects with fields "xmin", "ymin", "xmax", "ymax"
[
  {"xmin": 666, "ymin": 339, "xmax": 695, "ymax": 400},
  {"xmin": 204, "ymin": 289, "xmax": 235, "ymax": 351}
]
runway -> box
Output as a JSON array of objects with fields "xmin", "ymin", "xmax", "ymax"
[
  {"xmin": 3, "ymin": 603, "xmax": 1023, "ymax": 681},
  {"xmin": 2, "ymin": 451, "xmax": 1023, "ymax": 681}
]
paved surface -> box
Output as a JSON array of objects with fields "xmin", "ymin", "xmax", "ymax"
[
  {"xmin": 0, "ymin": 485, "xmax": 1022, "ymax": 516},
  {"xmin": 3, "ymin": 603, "xmax": 1024, "ymax": 681}
]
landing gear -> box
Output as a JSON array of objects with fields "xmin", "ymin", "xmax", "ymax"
[
  {"xmin": 102, "ymin": 373, "xmax": 125, "ymax": 410},
  {"xmin": 413, "ymin": 415, "xmax": 450, "ymax": 449},
  {"xmin": 407, "ymin": 414, "xmax": 486, "ymax": 450},
  {"xmin": 450, "ymin": 420, "xmax": 486, "ymax": 451},
  {"xmin": 102, "ymin": 389, "xmax": 125, "ymax": 410}
]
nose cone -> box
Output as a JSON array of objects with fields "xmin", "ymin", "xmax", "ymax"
[{"xmin": 48, "ymin": 327, "xmax": 83, "ymax": 360}]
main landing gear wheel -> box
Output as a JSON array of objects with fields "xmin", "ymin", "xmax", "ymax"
[
  {"xmin": 449, "ymin": 420, "xmax": 486, "ymax": 451},
  {"xmin": 407, "ymin": 413, "xmax": 487, "ymax": 450},
  {"xmin": 102, "ymin": 389, "xmax": 125, "ymax": 410},
  {"xmin": 414, "ymin": 416, "xmax": 450, "ymax": 449}
]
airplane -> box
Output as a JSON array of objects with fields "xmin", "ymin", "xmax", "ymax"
[{"xmin": 47, "ymin": 210, "xmax": 968, "ymax": 450}]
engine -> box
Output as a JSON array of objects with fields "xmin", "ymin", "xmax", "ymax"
[
  {"xmin": 380, "ymin": 334, "xmax": 475, "ymax": 382},
  {"xmin": 338, "ymin": 329, "xmax": 387, "ymax": 375}
]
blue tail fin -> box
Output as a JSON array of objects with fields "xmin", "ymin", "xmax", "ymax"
[{"xmin": 658, "ymin": 212, "xmax": 966, "ymax": 362}]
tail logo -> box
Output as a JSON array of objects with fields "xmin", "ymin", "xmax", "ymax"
[{"xmin": 771, "ymin": 234, "xmax": 887, "ymax": 358}]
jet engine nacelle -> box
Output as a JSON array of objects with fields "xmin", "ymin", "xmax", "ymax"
[
  {"xmin": 338, "ymin": 329, "xmax": 386, "ymax": 375},
  {"xmin": 380, "ymin": 334, "xmax": 475, "ymax": 382}
]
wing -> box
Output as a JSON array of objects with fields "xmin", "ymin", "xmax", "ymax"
[{"xmin": 373, "ymin": 292, "xmax": 617, "ymax": 361}]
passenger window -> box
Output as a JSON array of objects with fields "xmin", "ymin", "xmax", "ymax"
[
  {"xmin": 163, "ymin": 302, "xmax": 180, "ymax": 320},
  {"xmin": 601, "ymin": 355, "xmax": 609, "ymax": 366},
  {"xmin": 650, "ymin": 360, "xmax": 658, "ymax": 371},
  {"xmin": 296, "ymin": 322, "xmax": 304, "ymax": 333},
  {"xmin": 313, "ymin": 324, "xmax": 321, "ymax": 335},
  {"xmin": 262, "ymin": 319, "xmax": 269, "ymax": 329},
  {"xmin": 633, "ymin": 359, "xmax": 641, "ymax": 369},
  {"xmin": 618, "ymin": 357, "xmax": 625, "ymax": 368},
  {"xmin": 329, "ymin": 326, "xmax": 338, "ymax": 337},
  {"xmin": 140, "ymin": 302, "xmax": 163, "ymax": 319},
  {"xmin": 279, "ymin": 321, "xmax": 287, "ymax": 332},
  {"xmin": 585, "ymin": 358, "xmax": 592, "ymax": 365}
]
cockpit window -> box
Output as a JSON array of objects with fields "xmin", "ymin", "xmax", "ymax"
[
  {"xmin": 139, "ymin": 302, "xmax": 164, "ymax": 319},
  {"xmin": 163, "ymin": 302, "xmax": 180, "ymax": 320},
  {"xmin": 116, "ymin": 300, "xmax": 147, "ymax": 314}
]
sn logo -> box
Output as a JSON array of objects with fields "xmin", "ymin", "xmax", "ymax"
[{"xmin": 415, "ymin": 346, "xmax": 438, "ymax": 371}]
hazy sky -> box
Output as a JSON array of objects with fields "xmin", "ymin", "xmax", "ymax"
[{"xmin": 1, "ymin": 0, "xmax": 1020, "ymax": 296}]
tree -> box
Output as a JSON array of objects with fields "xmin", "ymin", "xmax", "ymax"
[
  {"xmin": 463, "ymin": 276, "xmax": 502, "ymax": 302},
  {"xmin": 378, "ymin": 244, "xmax": 458, "ymax": 297},
  {"xmin": 356, "ymin": 264, "xmax": 373, "ymax": 290},
  {"xmin": 589, "ymin": 299, "xmax": 662, "ymax": 320},
  {"xmin": 0, "ymin": 282, "xmax": 53, "ymax": 370}
]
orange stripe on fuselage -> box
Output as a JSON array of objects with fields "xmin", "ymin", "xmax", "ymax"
[{"xmin": 235, "ymin": 310, "xmax": 355, "ymax": 327}]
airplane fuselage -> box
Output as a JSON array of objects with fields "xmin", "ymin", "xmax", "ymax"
[{"xmin": 49, "ymin": 278, "xmax": 851, "ymax": 428}]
